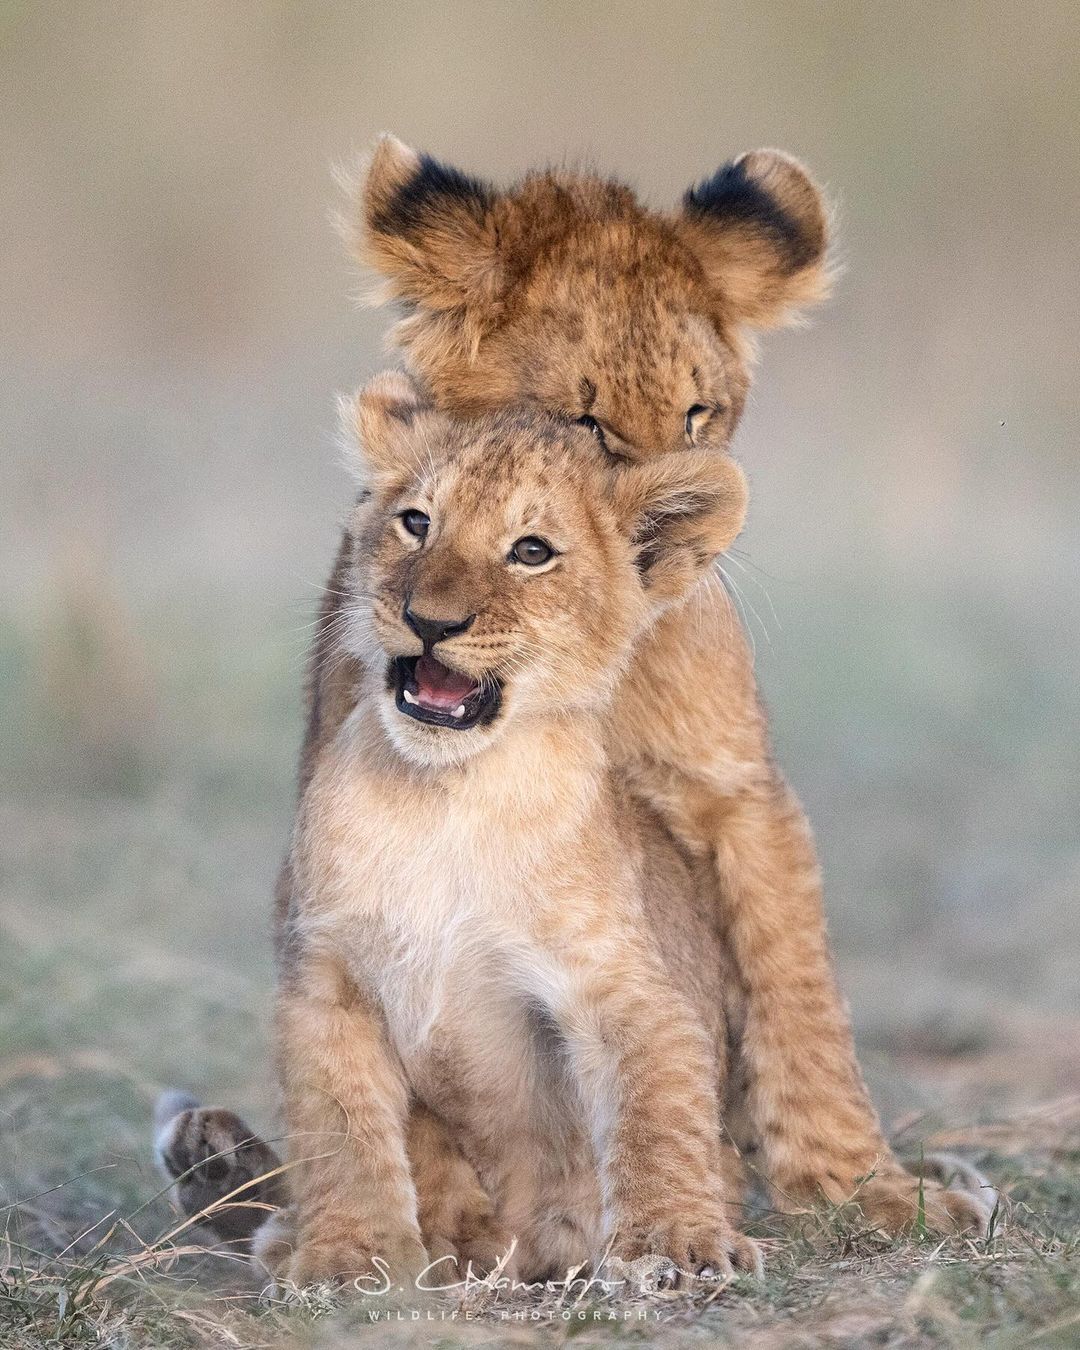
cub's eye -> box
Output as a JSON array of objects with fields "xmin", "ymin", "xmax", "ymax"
[
  {"xmin": 685, "ymin": 404, "xmax": 712, "ymax": 440},
  {"xmin": 399, "ymin": 509, "xmax": 430, "ymax": 539},
  {"xmin": 575, "ymin": 414, "xmax": 607, "ymax": 448},
  {"xmin": 510, "ymin": 536, "xmax": 556, "ymax": 567}
]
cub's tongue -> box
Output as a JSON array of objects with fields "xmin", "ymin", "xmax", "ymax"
[{"xmin": 413, "ymin": 655, "xmax": 477, "ymax": 711}]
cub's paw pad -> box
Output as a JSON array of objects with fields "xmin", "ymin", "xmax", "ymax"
[{"xmin": 153, "ymin": 1094, "xmax": 283, "ymax": 1242}]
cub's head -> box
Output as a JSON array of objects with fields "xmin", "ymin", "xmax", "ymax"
[
  {"xmin": 342, "ymin": 372, "xmax": 747, "ymax": 767},
  {"xmin": 350, "ymin": 137, "xmax": 830, "ymax": 461}
]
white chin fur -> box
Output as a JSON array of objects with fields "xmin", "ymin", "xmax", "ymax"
[{"xmin": 376, "ymin": 693, "xmax": 495, "ymax": 769}]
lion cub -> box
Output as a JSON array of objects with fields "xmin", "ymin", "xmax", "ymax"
[
  {"xmin": 159, "ymin": 139, "xmax": 990, "ymax": 1254},
  {"xmin": 268, "ymin": 371, "xmax": 760, "ymax": 1286}
]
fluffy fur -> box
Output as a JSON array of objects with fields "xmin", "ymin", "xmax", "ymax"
[
  {"xmin": 158, "ymin": 140, "xmax": 990, "ymax": 1277},
  {"xmin": 267, "ymin": 378, "xmax": 759, "ymax": 1284}
]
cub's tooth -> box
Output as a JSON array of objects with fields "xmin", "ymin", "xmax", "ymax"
[
  {"xmin": 403, "ymin": 689, "xmax": 418, "ymax": 705},
  {"xmin": 452, "ymin": 704, "xmax": 466, "ymax": 718}
]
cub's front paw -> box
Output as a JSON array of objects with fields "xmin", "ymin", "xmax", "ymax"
[
  {"xmin": 857, "ymin": 1174, "xmax": 991, "ymax": 1238},
  {"xmin": 286, "ymin": 1229, "xmax": 428, "ymax": 1292},
  {"xmin": 453, "ymin": 1210, "xmax": 516, "ymax": 1279},
  {"xmin": 612, "ymin": 1215, "xmax": 762, "ymax": 1287}
]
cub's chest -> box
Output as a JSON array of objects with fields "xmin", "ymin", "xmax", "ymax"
[
  {"xmin": 316, "ymin": 789, "xmax": 555, "ymax": 1039},
  {"xmin": 312, "ymin": 752, "xmax": 586, "ymax": 932}
]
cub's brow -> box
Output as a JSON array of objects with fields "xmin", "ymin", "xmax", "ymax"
[{"xmin": 597, "ymin": 414, "xmax": 634, "ymax": 448}]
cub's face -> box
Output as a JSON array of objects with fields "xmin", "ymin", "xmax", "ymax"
[
  {"xmin": 342, "ymin": 374, "xmax": 747, "ymax": 769},
  {"xmin": 355, "ymin": 139, "xmax": 830, "ymax": 463},
  {"xmin": 454, "ymin": 259, "xmax": 742, "ymax": 462}
]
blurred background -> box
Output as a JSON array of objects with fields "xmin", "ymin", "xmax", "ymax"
[{"xmin": 2, "ymin": 0, "xmax": 1078, "ymax": 1223}]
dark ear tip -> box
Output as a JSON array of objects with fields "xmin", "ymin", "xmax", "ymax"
[
  {"xmin": 366, "ymin": 142, "xmax": 495, "ymax": 240},
  {"xmin": 683, "ymin": 149, "xmax": 828, "ymax": 271},
  {"xmin": 685, "ymin": 149, "xmax": 820, "ymax": 206},
  {"xmin": 740, "ymin": 148, "xmax": 827, "ymax": 242},
  {"xmin": 683, "ymin": 156, "xmax": 749, "ymax": 213}
]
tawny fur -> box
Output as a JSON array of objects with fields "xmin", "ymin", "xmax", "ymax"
[
  {"xmin": 324, "ymin": 140, "xmax": 985, "ymax": 1242},
  {"xmin": 270, "ymin": 380, "xmax": 760, "ymax": 1285},
  {"xmin": 162, "ymin": 139, "xmax": 990, "ymax": 1276}
]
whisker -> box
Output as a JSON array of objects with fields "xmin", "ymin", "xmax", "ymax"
[
  {"xmin": 722, "ymin": 551, "xmax": 782, "ymax": 633},
  {"xmin": 729, "ymin": 546, "xmax": 787, "ymax": 585},
  {"xmin": 712, "ymin": 565, "xmax": 758, "ymax": 661}
]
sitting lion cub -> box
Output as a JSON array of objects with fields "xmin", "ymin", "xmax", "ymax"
[{"xmin": 265, "ymin": 370, "xmax": 761, "ymax": 1287}]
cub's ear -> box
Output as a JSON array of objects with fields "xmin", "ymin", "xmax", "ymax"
[
  {"xmin": 341, "ymin": 369, "xmax": 434, "ymax": 486},
  {"xmin": 347, "ymin": 135, "xmax": 504, "ymax": 328},
  {"xmin": 613, "ymin": 452, "xmax": 748, "ymax": 605},
  {"xmin": 676, "ymin": 150, "xmax": 831, "ymax": 329}
]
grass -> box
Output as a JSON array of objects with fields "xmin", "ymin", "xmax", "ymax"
[
  {"xmin": 1, "ymin": 583, "xmax": 1078, "ymax": 1347},
  {"xmin": 2, "ymin": 1114, "xmax": 1078, "ymax": 1348}
]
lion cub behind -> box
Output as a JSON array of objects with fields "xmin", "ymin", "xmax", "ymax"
[{"xmin": 267, "ymin": 371, "xmax": 758, "ymax": 1287}]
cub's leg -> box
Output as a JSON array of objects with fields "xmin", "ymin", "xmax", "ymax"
[
  {"xmin": 616, "ymin": 594, "xmax": 989, "ymax": 1238},
  {"xmin": 275, "ymin": 950, "xmax": 427, "ymax": 1287},
  {"xmin": 711, "ymin": 776, "xmax": 988, "ymax": 1234},
  {"xmin": 556, "ymin": 951, "xmax": 762, "ymax": 1282},
  {"xmin": 407, "ymin": 1105, "xmax": 512, "ymax": 1278},
  {"xmin": 153, "ymin": 1095, "xmax": 510, "ymax": 1274}
]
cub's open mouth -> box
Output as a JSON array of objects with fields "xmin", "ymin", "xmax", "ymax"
[{"xmin": 392, "ymin": 655, "xmax": 502, "ymax": 730}]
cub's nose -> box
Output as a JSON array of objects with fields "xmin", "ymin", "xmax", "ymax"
[{"xmin": 403, "ymin": 606, "xmax": 476, "ymax": 650}]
